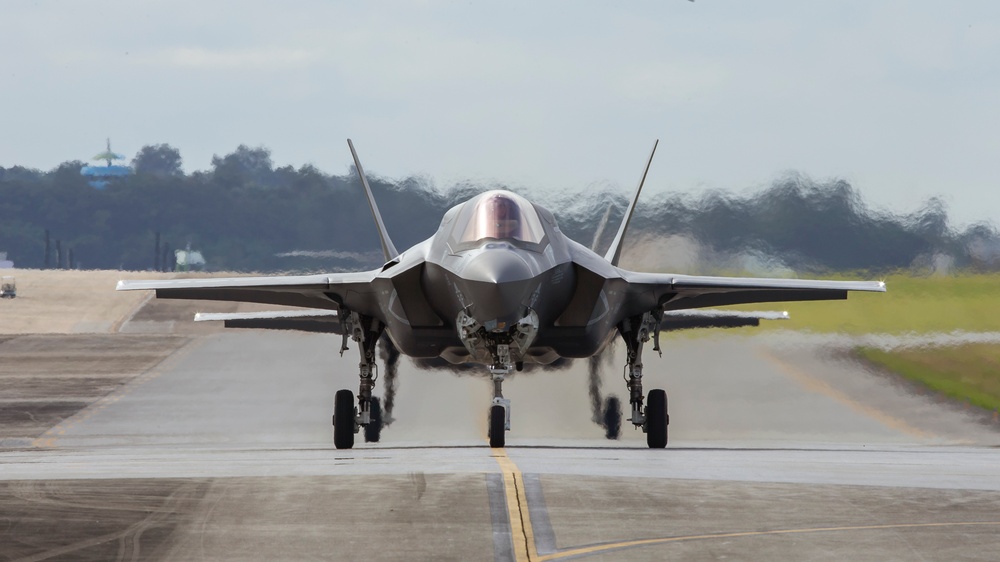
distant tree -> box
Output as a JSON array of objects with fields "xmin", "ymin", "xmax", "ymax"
[
  {"xmin": 132, "ymin": 144, "xmax": 183, "ymax": 177},
  {"xmin": 0, "ymin": 166, "xmax": 43, "ymax": 183},
  {"xmin": 3, "ymin": 142, "xmax": 996, "ymax": 273},
  {"xmin": 211, "ymin": 145, "xmax": 274, "ymax": 188},
  {"xmin": 47, "ymin": 161, "xmax": 90, "ymax": 188}
]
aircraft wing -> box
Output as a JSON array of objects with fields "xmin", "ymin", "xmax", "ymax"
[
  {"xmin": 622, "ymin": 271, "xmax": 885, "ymax": 311},
  {"xmin": 116, "ymin": 271, "xmax": 380, "ymax": 313},
  {"xmin": 661, "ymin": 309, "xmax": 788, "ymax": 331},
  {"xmin": 194, "ymin": 309, "xmax": 342, "ymax": 333}
]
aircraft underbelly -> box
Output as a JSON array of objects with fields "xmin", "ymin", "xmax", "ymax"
[{"xmin": 411, "ymin": 261, "xmax": 577, "ymax": 365}]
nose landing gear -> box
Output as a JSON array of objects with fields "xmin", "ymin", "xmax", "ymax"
[
  {"xmin": 458, "ymin": 310, "xmax": 539, "ymax": 449},
  {"xmin": 488, "ymin": 345, "xmax": 512, "ymax": 448}
]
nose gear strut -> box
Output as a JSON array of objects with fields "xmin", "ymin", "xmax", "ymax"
[
  {"xmin": 457, "ymin": 309, "xmax": 539, "ymax": 448},
  {"xmin": 489, "ymin": 344, "xmax": 512, "ymax": 448}
]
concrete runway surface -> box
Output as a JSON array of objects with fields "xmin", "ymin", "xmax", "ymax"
[{"xmin": 2, "ymin": 329, "xmax": 1000, "ymax": 561}]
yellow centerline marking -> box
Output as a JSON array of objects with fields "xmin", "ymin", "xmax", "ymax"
[
  {"xmin": 537, "ymin": 521, "xmax": 1000, "ymax": 561},
  {"xmin": 486, "ymin": 443, "xmax": 997, "ymax": 562},
  {"xmin": 492, "ymin": 448, "xmax": 539, "ymax": 562},
  {"xmin": 760, "ymin": 349, "xmax": 934, "ymax": 440}
]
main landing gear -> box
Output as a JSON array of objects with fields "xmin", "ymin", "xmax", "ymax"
[
  {"xmin": 619, "ymin": 311, "xmax": 670, "ymax": 448},
  {"xmin": 331, "ymin": 312, "xmax": 386, "ymax": 450},
  {"xmin": 589, "ymin": 352, "xmax": 623, "ymax": 440}
]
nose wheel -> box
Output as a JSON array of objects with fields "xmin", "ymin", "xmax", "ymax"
[{"xmin": 488, "ymin": 404, "xmax": 507, "ymax": 448}]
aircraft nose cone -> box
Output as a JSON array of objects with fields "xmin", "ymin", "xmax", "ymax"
[
  {"xmin": 459, "ymin": 249, "xmax": 540, "ymax": 331},
  {"xmin": 462, "ymin": 248, "xmax": 535, "ymax": 284}
]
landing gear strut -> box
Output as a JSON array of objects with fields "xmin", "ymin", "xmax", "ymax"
[
  {"xmin": 488, "ymin": 345, "xmax": 512, "ymax": 448},
  {"xmin": 619, "ymin": 311, "xmax": 669, "ymax": 448},
  {"xmin": 457, "ymin": 309, "xmax": 539, "ymax": 449},
  {"xmin": 331, "ymin": 311, "xmax": 386, "ymax": 449}
]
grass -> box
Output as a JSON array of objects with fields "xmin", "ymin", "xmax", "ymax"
[
  {"xmin": 726, "ymin": 272, "xmax": 1000, "ymax": 334},
  {"xmin": 725, "ymin": 271, "xmax": 1000, "ymax": 412},
  {"xmin": 858, "ymin": 344, "xmax": 1000, "ymax": 413}
]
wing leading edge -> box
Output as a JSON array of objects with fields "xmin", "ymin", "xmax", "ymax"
[
  {"xmin": 621, "ymin": 271, "xmax": 885, "ymax": 311},
  {"xmin": 661, "ymin": 309, "xmax": 788, "ymax": 331},
  {"xmin": 116, "ymin": 270, "xmax": 380, "ymax": 312},
  {"xmin": 194, "ymin": 309, "xmax": 342, "ymax": 333}
]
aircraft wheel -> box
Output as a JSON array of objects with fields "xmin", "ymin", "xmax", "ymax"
[
  {"xmin": 645, "ymin": 389, "xmax": 668, "ymax": 449},
  {"xmin": 364, "ymin": 396, "xmax": 383, "ymax": 443},
  {"xmin": 488, "ymin": 405, "xmax": 506, "ymax": 448},
  {"xmin": 333, "ymin": 389, "xmax": 356, "ymax": 449},
  {"xmin": 603, "ymin": 396, "xmax": 622, "ymax": 440}
]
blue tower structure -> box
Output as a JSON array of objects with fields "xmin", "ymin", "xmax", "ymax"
[{"xmin": 80, "ymin": 138, "xmax": 131, "ymax": 189}]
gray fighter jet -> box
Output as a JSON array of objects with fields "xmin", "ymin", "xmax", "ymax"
[{"xmin": 117, "ymin": 140, "xmax": 885, "ymax": 449}]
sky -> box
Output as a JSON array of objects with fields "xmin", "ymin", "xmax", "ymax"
[{"xmin": 3, "ymin": 1, "xmax": 999, "ymax": 226}]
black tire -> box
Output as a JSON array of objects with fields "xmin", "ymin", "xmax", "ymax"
[
  {"xmin": 488, "ymin": 405, "xmax": 506, "ymax": 448},
  {"xmin": 603, "ymin": 396, "xmax": 622, "ymax": 440},
  {"xmin": 364, "ymin": 396, "xmax": 382, "ymax": 443},
  {"xmin": 646, "ymin": 389, "xmax": 668, "ymax": 449},
  {"xmin": 333, "ymin": 389, "xmax": 356, "ymax": 449}
]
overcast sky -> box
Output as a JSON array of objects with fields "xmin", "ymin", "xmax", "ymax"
[{"xmin": 3, "ymin": 1, "xmax": 999, "ymax": 226}]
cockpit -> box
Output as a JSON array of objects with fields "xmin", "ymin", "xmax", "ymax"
[{"xmin": 452, "ymin": 191, "xmax": 546, "ymax": 246}]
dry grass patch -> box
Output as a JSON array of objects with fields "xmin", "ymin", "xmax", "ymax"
[{"xmin": 0, "ymin": 269, "xmax": 173, "ymax": 334}]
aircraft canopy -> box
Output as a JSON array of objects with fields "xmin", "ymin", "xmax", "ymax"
[{"xmin": 455, "ymin": 191, "xmax": 546, "ymax": 244}]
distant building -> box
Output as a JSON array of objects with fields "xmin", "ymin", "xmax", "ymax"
[
  {"xmin": 80, "ymin": 138, "xmax": 131, "ymax": 189},
  {"xmin": 175, "ymin": 248, "xmax": 206, "ymax": 271},
  {"xmin": 0, "ymin": 252, "xmax": 12, "ymax": 269}
]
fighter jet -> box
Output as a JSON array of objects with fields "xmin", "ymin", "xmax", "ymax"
[{"xmin": 117, "ymin": 140, "xmax": 885, "ymax": 449}]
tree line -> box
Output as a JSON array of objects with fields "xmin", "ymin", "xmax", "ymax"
[{"xmin": 1, "ymin": 143, "xmax": 997, "ymax": 274}]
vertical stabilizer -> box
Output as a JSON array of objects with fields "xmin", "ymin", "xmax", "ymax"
[
  {"xmin": 603, "ymin": 140, "xmax": 658, "ymax": 266},
  {"xmin": 590, "ymin": 203, "xmax": 614, "ymax": 253},
  {"xmin": 348, "ymin": 139, "xmax": 400, "ymax": 262}
]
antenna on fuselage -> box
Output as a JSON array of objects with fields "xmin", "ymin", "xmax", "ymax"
[
  {"xmin": 348, "ymin": 139, "xmax": 400, "ymax": 262},
  {"xmin": 603, "ymin": 140, "xmax": 658, "ymax": 267}
]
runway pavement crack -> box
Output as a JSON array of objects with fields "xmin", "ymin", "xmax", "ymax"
[
  {"xmin": 511, "ymin": 472, "xmax": 534, "ymax": 561},
  {"xmin": 493, "ymin": 450, "xmax": 539, "ymax": 562}
]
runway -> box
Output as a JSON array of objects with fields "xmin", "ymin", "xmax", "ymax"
[{"xmin": 2, "ymin": 329, "xmax": 999, "ymax": 560}]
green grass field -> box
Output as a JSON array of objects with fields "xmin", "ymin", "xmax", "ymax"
[
  {"xmin": 726, "ymin": 272, "xmax": 1000, "ymax": 412},
  {"xmin": 857, "ymin": 344, "xmax": 1000, "ymax": 412},
  {"xmin": 728, "ymin": 272, "xmax": 1000, "ymax": 334}
]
